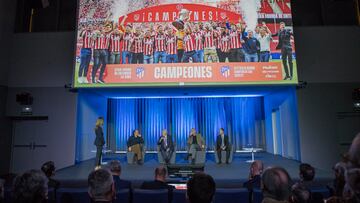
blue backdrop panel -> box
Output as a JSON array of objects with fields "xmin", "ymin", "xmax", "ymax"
[{"xmin": 108, "ymin": 97, "xmax": 265, "ymax": 151}]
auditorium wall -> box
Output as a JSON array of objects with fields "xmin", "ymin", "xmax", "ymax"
[{"xmin": 1, "ymin": 26, "xmax": 359, "ymax": 172}]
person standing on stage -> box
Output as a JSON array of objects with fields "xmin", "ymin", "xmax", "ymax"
[
  {"xmin": 154, "ymin": 25, "xmax": 167, "ymax": 63},
  {"xmin": 165, "ymin": 28, "xmax": 178, "ymax": 63},
  {"xmin": 194, "ymin": 23, "xmax": 204, "ymax": 63},
  {"xmin": 122, "ymin": 24, "xmax": 134, "ymax": 64},
  {"xmin": 92, "ymin": 26, "xmax": 110, "ymax": 84},
  {"xmin": 203, "ymin": 22, "xmax": 219, "ymax": 63},
  {"xmin": 257, "ymin": 22, "xmax": 272, "ymax": 62},
  {"xmin": 243, "ymin": 30, "xmax": 260, "ymax": 62},
  {"xmin": 132, "ymin": 26, "xmax": 144, "ymax": 64},
  {"xmin": 108, "ymin": 29, "xmax": 122, "ymax": 64},
  {"xmin": 218, "ymin": 27, "xmax": 231, "ymax": 63},
  {"xmin": 157, "ymin": 129, "xmax": 174, "ymax": 164},
  {"xmin": 127, "ymin": 129, "xmax": 145, "ymax": 165},
  {"xmin": 78, "ymin": 25, "xmax": 93, "ymax": 84},
  {"xmin": 143, "ymin": 29, "xmax": 155, "ymax": 64},
  {"xmin": 94, "ymin": 117, "xmax": 105, "ymax": 167},
  {"xmin": 182, "ymin": 24, "xmax": 198, "ymax": 63},
  {"xmin": 187, "ymin": 128, "xmax": 205, "ymax": 164},
  {"xmin": 215, "ymin": 128, "xmax": 231, "ymax": 164},
  {"xmin": 272, "ymin": 22, "xmax": 294, "ymax": 80}
]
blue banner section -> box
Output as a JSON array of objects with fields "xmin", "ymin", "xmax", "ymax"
[{"xmin": 108, "ymin": 97, "xmax": 265, "ymax": 151}]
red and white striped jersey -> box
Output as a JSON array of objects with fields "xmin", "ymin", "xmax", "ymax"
[
  {"xmin": 109, "ymin": 33, "xmax": 122, "ymax": 52},
  {"xmin": 219, "ymin": 35, "xmax": 231, "ymax": 53},
  {"xmin": 81, "ymin": 30, "xmax": 93, "ymax": 49},
  {"xmin": 154, "ymin": 33, "xmax": 166, "ymax": 52},
  {"xmin": 229, "ymin": 30, "xmax": 242, "ymax": 49},
  {"xmin": 93, "ymin": 33, "xmax": 110, "ymax": 50},
  {"xmin": 122, "ymin": 33, "xmax": 134, "ymax": 52},
  {"xmin": 133, "ymin": 35, "xmax": 143, "ymax": 53},
  {"xmin": 143, "ymin": 37, "xmax": 155, "ymax": 56},
  {"xmin": 203, "ymin": 30, "xmax": 216, "ymax": 48},
  {"xmin": 166, "ymin": 35, "xmax": 177, "ymax": 55},
  {"xmin": 183, "ymin": 34, "xmax": 196, "ymax": 52},
  {"xmin": 194, "ymin": 31, "xmax": 204, "ymax": 50}
]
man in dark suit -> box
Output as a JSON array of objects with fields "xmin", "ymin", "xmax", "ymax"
[
  {"xmin": 108, "ymin": 160, "xmax": 131, "ymax": 191},
  {"xmin": 141, "ymin": 166, "xmax": 175, "ymax": 202},
  {"xmin": 158, "ymin": 129, "xmax": 175, "ymax": 164},
  {"xmin": 272, "ymin": 22, "xmax": 294, "ymax": 80},
  {"xmin": 216, "ymin": 128, "xmax": 231, "ymax": 164}
]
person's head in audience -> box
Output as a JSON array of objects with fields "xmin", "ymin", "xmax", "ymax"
[
  {"xmin": 344, "ymin": 167, "xmax": 360, "ymax": 203},
  {"xmin": 250, "ymin": 160, "xmax": 264, "ymax": 179},
  {"xmin": 154, "ymin": 166, "xmax": 167, "ymax": 182},
  {"xmin": 13, "ymin": 170, "xmax": 48, "ymax": 203},
  {"xmin": 262, "ymin": 167, "xmax": 292, "ymax": 202},
  {"xmin": 187, "ymin": 173, "xmax": 216, "ymax": 203},
  {"xmin": 326, "ymin": 196, "xmax": 345, "ymax": 203},
  {"xmin": 88, "ymin": 168, "xmax": 115, "ymax": 202},
  {"xmin": 108, "ymin": 160, "xmax": 121, "ymax": 177},
  {"xmin": 41, "ymin": 161, "xmax": 56, "ymax": 178},
  {"xmin": 299, "ymin": 163, "xmax": 315, "ymax": 182},
  {"xmin": 290, "ymin": 183, "xmax": 310, "ymax": 203},
  {"xmin": 0, "ymin": 179, "xmax": 4, "ymax": 201},
  {"xmin": 347, "ymin": 132, "xmax": 360, "ymax": 168},
  {"xmin": 333, "ymin": 162, "xmax": 346, "ymax": 196}
]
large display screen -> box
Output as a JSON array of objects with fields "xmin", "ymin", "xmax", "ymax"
[{"xmin": 74, "ymin": 0, "xmax": 297, "ymax": 87}]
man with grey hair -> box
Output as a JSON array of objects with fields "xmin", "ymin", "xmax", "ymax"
[
  {"xmin": 262, "ymin": 167, "xmax": 292, "ymax": 203},
  {"xmin": 88, "ymin": 168, "xmax": 115, "ymax": 203},
  {"xmin": 108, "ymin": 160, "xmax": 131, "ymax": 191},
  {"xmin": 13, "ymin": 170, "xmax": 48, "ymax": 203}
]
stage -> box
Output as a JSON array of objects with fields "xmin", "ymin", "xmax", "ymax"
[{"xmin": 55, "ymin": 152, "xmax": 333, "ymax": 188}]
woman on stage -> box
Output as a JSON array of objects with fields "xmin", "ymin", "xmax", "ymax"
[
  {"xmin": 127, "ymin": 129, "xmax": 145, "ymax": 165},
  {"xmin": 94, "ymin": 117, "xmax": 105, "ymax": 168}
]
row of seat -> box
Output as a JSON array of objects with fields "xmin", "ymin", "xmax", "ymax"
[{"xmin": 4, "ymin": 187, "xmax": 331, "ymax": 203}]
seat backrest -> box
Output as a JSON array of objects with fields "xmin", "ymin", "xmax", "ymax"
[
  {"xmin": 214, "ymin": 188, "xmax": 249, "ymax": 203},
  {"xmin": 253, "ymin": 188, "xmax": 264, "ymax": 203},
  {"xmin": 173, "ymin": 189, "xmax": 187, "ymax": 203},
  {"xmin": 133, "ymin": 189, "xmax": 169, "ymax": 203},
  {"xmin": 114, "ymin": 189, "xmax": 130, "ymax": 203},
  {"xmin": 57, "ymin": 188, "xmax": 91, "ymax": 203},
  {"xmin": 310, "ymin": 187, "xmax": 331, "ymax": 200}
]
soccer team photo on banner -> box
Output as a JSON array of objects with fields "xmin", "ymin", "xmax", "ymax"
[{"xmin": 74, "ymin": 0, "xmax": 298, "ymax": 87}]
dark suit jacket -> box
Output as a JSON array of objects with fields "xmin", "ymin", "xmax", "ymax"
[
  {"xmin": 216, "ymin": 134, "xmax": 230, "ymax": 151},
  {"xmin": 243, "ymin": 175, "xmax": 261, "ymax": 190},
  {"xmin": 141, "ymin": 180, "xmax": 175, "ymax": 203},
  {"xmin": 113, "ymin": 175, "xmax": 131, "ymax": 191},
  {"xmin": 272, "ymin": 29, "xmax": 293, "ymax": 50},
  {"xmin": 157, "ymin": 135, "xmax": 174, "ymax": 151},
  {"xmin": 94, "ymin": 126, "xmax": 105, "ymax": 147}
]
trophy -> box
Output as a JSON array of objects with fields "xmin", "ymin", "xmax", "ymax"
[{"xmin": 172, "ymin": 9, "xmax": 190, "ymax": 30}]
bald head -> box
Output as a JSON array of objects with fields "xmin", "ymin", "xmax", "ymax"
[
  {"xmin": 262, "ymin": 167, "xmax": 292, "ymax": 201},
  {"xmin": 250, "ymin": 160, "xmax": 264, "ymax": 177},
  {"xmin": 348, "ymin": 133, "xmax": 360, "ymax": 168},
  {"xmin": 155, "ymin": 166, "xmax": 167, "ymax": 182}
]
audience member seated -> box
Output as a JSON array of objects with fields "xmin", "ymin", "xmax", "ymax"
[
  {"xmin": 343, "ymin": 167, "xmax": 360, "ymax": 203},
  {"xmin": 141, "ymin": 166, "xmax": 174, "ymax": 190},
  {"xmin": 328, "ymin": 162, "xmax": 346, "ymax": 197},
  {"xmin": 13, "ymin": 170, "xmax": 48, "ymax": 203},
  {"xmin": 186, "ymin": 173, "xmax": 216, "ymax": 203},
  {"xmin": 289, "ymin": 183, "xmax": 310, "ymax": 203},
  {"xmin": 88, "ymin": 168, "xmax": 115, "ymax": 203},
  {"xmin": 141, "ymin": 166, "xmax": 175, "ymax": 203},
  {"xmin": 262, "ymin": 167, "xmax": 292, "ymax": 203},
  {"xmin": 108, "ymin": 160, "xmax": 131, "ymax": 191},
  {"xmin": 0, "ymin": 178, "xmax": 4, "ymax": 203},
  {"xmin": 244, "ymin": 160, "xmax": 264, "ymax": 190},
  {"xmin": 325, "ymin": 196, "xmax": 345, "ymax": 203},
  {"xmin": 41, "ymin": 161, "xmax": 60, "ymax": 190},
  {"xmin": 347, "ymin": 133, "xmax": 360, "ymax": 168},
  {"xmin": 298, "ymin": 163, "xmax": 323, "ymax": 189}
]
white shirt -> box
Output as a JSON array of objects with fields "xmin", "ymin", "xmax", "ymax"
[{"xmin": 257, "ymin": 34, "xmax": 271, "ymax": 52}]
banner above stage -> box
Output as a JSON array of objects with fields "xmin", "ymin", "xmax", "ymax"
[
  {"xmin": 82, "ymin": 62, "xmax": 289, "ymax": 86},
  {"xmin": 118, "ymin": 4, "xmax": 242, "ymax": 24},
  {"xmin": 74, "ymin": 0, "xmax": 298, "ymax": 88}
]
